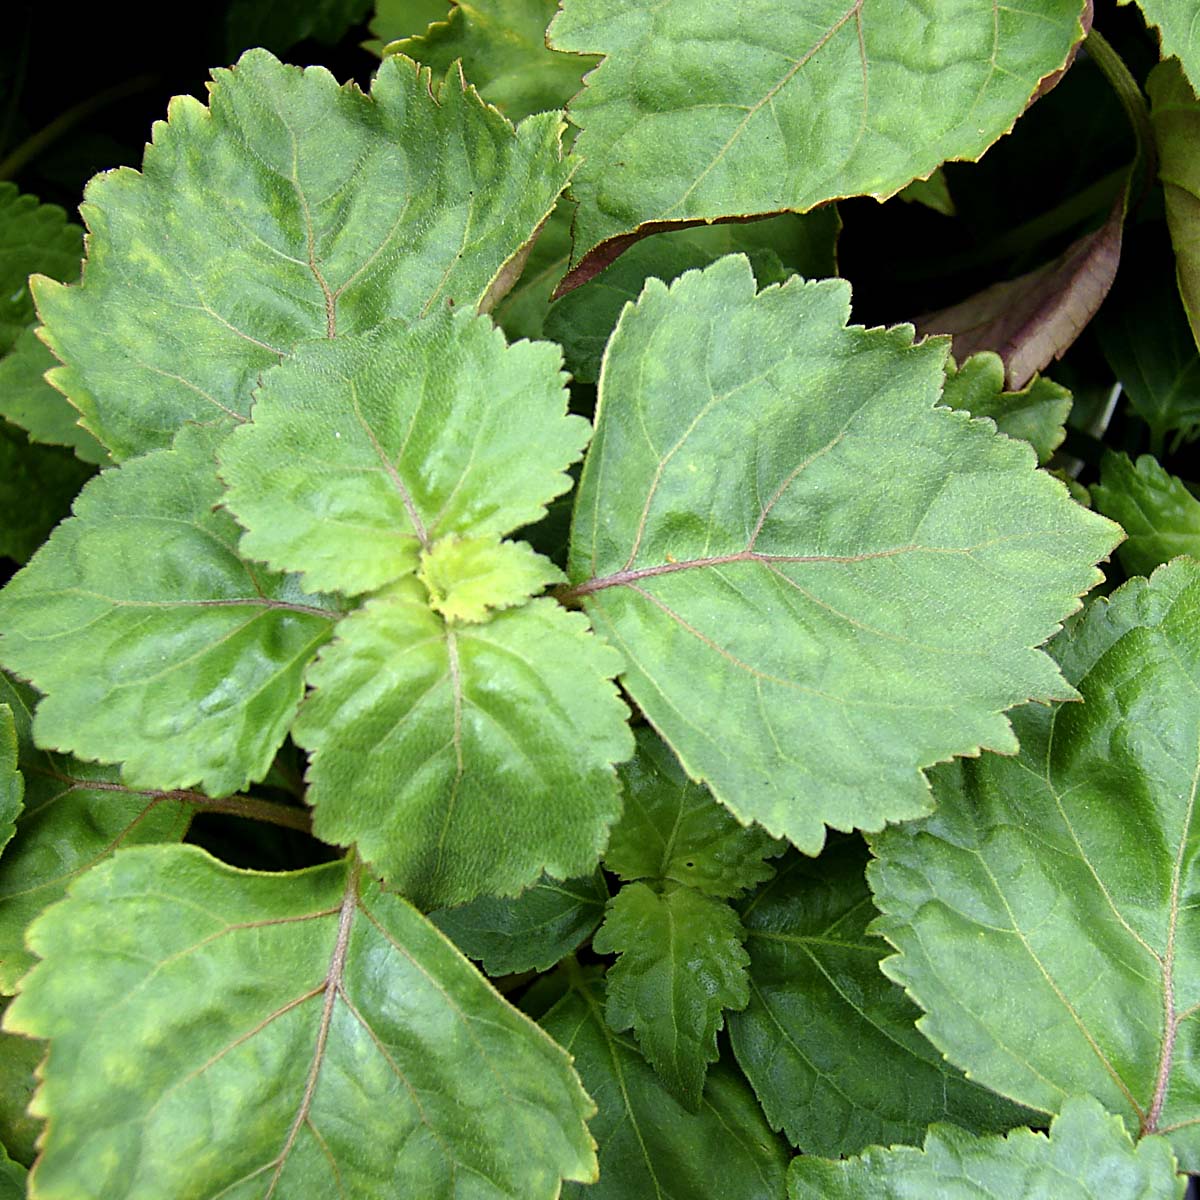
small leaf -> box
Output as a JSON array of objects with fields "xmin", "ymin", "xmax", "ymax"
[
  {"xmin": 0, "ymin": 707, "xmax": 19, "ymax": 857},
  {"xmin": 788, "ymin": 1096, "xmax": 1183, "ymax": 1200},
  {"xmin": 366, "ymin": 0, "xmax": 451, "ymax": 54},
  {"xmin": 868, "ymin": 557, "xmax": 1200, "ymax": 1169},
  {"xmin": 569, "ymin": 256, "xmax": 1121, "ymax": 854},
  {"xmin": 431, "ymin": 867, "xmax": 608, "ymax": 974},
  {"xmin": 1094, "ymin": 452, "xmax": 1200, "ymax": 576},
  {"xmin": 0, "ymin": 425, "xmax": 337, "ymax": 796},
  {"xmin": 594, "ymin": 881, "xmax": 749, "ymax": 1109},
  {"xmin": 541, "ymin": 967, "xmax": 789, "ymax": 1200},
  {"xmin": 6, "ymin": 845, "xmax": 597, "ymax": 1199},
  {"xmin": 34, "ymin": 50, "xmax": 572, "ymax": 460},
  {"xmin": 220, "ymin": 313, "xmax": 588, "ymax": 597},
  {"xmin": 419, "ymin": 536, "xmax": 564, "ymax": 623},
  {"xmin": 730, "ymin": 840, "xmax": 1039, "ymax": 1157},
  {"xmin": 606, "ymin": 728, "xmax": 781, "ymax": 898},
  {"xmin": 896, "ymin": 169, "xmax": 956, "ymax": 216},
  {"xmin": 296, "ymin": 579, "xmax": 631, "ymax": 907}
]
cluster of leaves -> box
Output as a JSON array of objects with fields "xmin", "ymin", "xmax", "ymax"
[{"xmin": 2, "ymin": 0, "xmax": 1200, "ymax": 1196}]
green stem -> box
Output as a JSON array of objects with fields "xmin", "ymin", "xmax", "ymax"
[
  {"xmin": 189, "ymin": 792, "xmax": 313, "ymax": 834},
  {"xmin": 1084, "ymin": 28, "xmax": 1155, "ymax": 209}
]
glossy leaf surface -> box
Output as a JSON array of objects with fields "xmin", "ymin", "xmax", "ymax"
[{"xmin": 1094, "ymin": 453, "xmax": 1200, "ymax": 576}]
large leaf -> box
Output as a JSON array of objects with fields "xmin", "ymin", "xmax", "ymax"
[
  {"xmin": 594, "ymin": 881, "xmax": 750, "ymax": 1110},
  {"xmin": 0, "ymin": 425, "xmax": 337, "ymax": 796},
  {"xmin": 219, "ymin": 311, "xmax": 588, "ymax": 597},
  {"xmin": 548, "ymin": 0, "xmax": 1089, "ymax": 283},
  {"xmin": 788, "ymin": 1096, "xmax": 1183, "ymax": 1200},
  {"xmin": 1127, "ymin": 2, "xmax": 1200, "ymax": 94},
  {"xmin": 729, "ymin": 839, "xmax": 1038, "ymax": 1157},
  {"xmin": 1094, "ymin": 452, "xmax": 1200, "ymax": 576},
  {"xmin": 5, "ymin": 844, "xmax": 597, "ymax": 1198},
  {"xmin": 541, "ymin": 967, "xmax": 789, "ymax": 1199},
  {"xmin": 33, "ymin": 50, "xmax": 572, "ymax": 460},
  {"xmin": 868, "ymin": 557, "xmax": 1200, "ymax": 1169},
  {"xmin": 568, "ymin": 256, "xmax": 1121, "ymax": 853},
  {"xmin": 295, "ymin": 579, "xmax": 631, "ymax": 907}
]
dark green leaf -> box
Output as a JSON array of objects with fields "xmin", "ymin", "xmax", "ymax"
[
  {"xmin": 1094, "ymin": 452, "xmax": 1200, "ymax": 576},
  {"xmin": 0, "ymin": 708, "xmax": 18, "ymax": 858},
  {"xmin": 0, "ymin": 1000, "xmax": 40, "ymax": 1168},
  {"xmin": 225, "ymin": 0, "xmax": 373, "ymax": 56}
]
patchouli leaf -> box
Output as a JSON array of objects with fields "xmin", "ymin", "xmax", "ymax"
[
  {"xmin": 869, "ymin": 557, "xmax": 1200, "ymax": 1169},
  {"xmin": 607, "ymin": 728, "xmax": 781, "ymax": 898},
  {"xmin": 33, "ymin": 50, "xmax": 571, "ymax": 460},
  {"xmin": 492, "ymin": 200, "xmax": 575, "ymax": 341},
  {"xmin": 1127, "ymin": 2, "xmax": 1200, "ymax": 94},
  {"xmin": 0, "ymin": 425, "xmax": 337, "ymax": 796},
  {"xmin": 220, "ymin": 312, "xmax": 587, "ymax": 596},
  {"xmin": 296, "ymin": 578, "xmax": 631, "ymax": 907},
  {"xmin": 225, "ymin": 0, "xmax": 372, "ymax": 56},
  {"xmin": 0, "ymin": 1144, "xmax": 23, "ymax": 1199},
  {"xmin": 594, "ymin": 881, "xmax": 749, "ymax": 1109},
  {"xmin": 788, "ymin": 1096, "xmax": 1183, "ymax": 1200},
  {"xmin": 730, "ymin": 839, "xmax": 1038, "ymax": 1157},
  {"xmin": 431, "ymin": 867, "xmax": 608, "ymax": 975},
  {"xmin": 569, "ymin": 256, "xmax": 1121, "ymax": 853},
  {"xmin": 0, "ymin": 1000, "xmax": 40, "ymax": 1166},
  {"xmin": 1094, "ymin": 452, "xmax": 1200, "ymax": 576},
  {"xmin": 0, "ymin": 707, "xmax": 19, "ymax": 857},
  {"xmin": 6, "ymin": 845, "xmax": 597, "ymax": 1199},
  {"xmin": 542, "ymin": 967, "xmax": 789, "ymax": 1199},
  {"xmin": 549, "ymin": 0, "xmax": 1089, "ymax": 282}
]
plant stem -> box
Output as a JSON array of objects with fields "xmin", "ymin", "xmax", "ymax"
[
  {"xmin": 1084, "ymin": 28, "xmax": 1156, "ymax": 208},
  {"xmin": 187, "ymin": 792, "xmax": 313, "ymax": 834}
]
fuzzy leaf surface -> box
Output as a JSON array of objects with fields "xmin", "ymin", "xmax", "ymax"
[
  {"xmin": 607, "ymin": 728, "xmax": 780, "ymax": 898},
  {"xmin": 730, "ymin": 840, "xmax": 1038, "ymax": 1157},
  {"xmin": 569, "ymin": 256, "xmax": 1120, "ymax": 853},
  {"xmin": 869, "ymin": 558, "xmax": 1200, "ymax": 1169},
  {"xmin": 220, "ymin": 313, "xmax": 587, "ymax": 596},
  {"xmin": 541, "ymin": 969, "xmax": 789, "ymax": 1199},
  {"xmin": 0, "ymin": 425, "xmax": 336, "ymax": 796},
  {"xmin": 1094, "ymin": 453, "xmax": 1200, "ymax": 576},
  {"xmin": 431, "ymin": 868, "xmax": 608, "ymax": 974},
  {"xmin": 296, "ymin": 579, "xmax": 631, "ymax": 907},
  {"xmin": 5, "ymin": 845, "xmax": 597, "ymax": 1199},
  {"xmin": 594, "ymin": 881, "xmax": 749, "ymax": 1109},
  {"xmin": 33, "ymin": 50, "xmax": 571, "ymax": 460},
  {"xmin": 788, "ymin": 1096, "xmax": 1183, "ymax": 1200},
  {"xmin": 549, "ymin": 0, "xmax": 1088, "ymax": 280}
]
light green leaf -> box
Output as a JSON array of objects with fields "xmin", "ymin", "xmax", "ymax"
[
  {"xmin": 607, "ymin": 728, "xmax": 781, "ymax": 899},
  {"xmin": 942, "ymin": 351, "xmax": 1072, "ymax": 464},
  {"xmin": 1094, "ymin": 453, "xmax": 1200, "ymax": 576},
  {"xmin": 544, "ymin": 210, "xmax": 839, "ymax": 384},
  {"xmin": 730, "ymin": 839, "xmax": 1038, "ymax": 1157},
  {"xmin": 296, "ymin": 578, "xmax": 631, "ymax": 907},
  {"xmin": 225, "ymin": 0, "xmax": 372, "ymax": 56},
  {"xmin": 568, "ymin": 256, "xmax": 1121, "ymax": 854},
  {"xmin": 219, "ymin": 313, "xmax": 588, "ymax": 597},
  {"xmin": 431, "ymin": 867, "xmax": 608, "ymax": 974},
  {"xmin": 868, "ymin": 557, "xmax": 1200, "ymax": 1169},
  {"xmin": 1126, "ymin": 3, "xmax": 1200, "ymax": 95},
  {"xmin": 384, "ymin": 0, "xmax": 599, "ymax": 120},
  {"xmin": 420, "ymin": 536, "xmax": 564, "ymax": 623},
  {"xmin": 33, "ymin": 50, "xmax": 571, "ymax": 461},
  {"xmin": 5, "ymin": 844, "xmax": 597, "ymax": 1199},
  {"xmin": 594, "ymin": 881, "xmax": 749, "ymax": 1109},
  {"xmin": 0, "ymin": 707, "xmax": 18, "ymax": 857},
  {"xmin": 541, "ymin": 967, "xmax": 789, "ymax": 1200},
  {"xmin": 548, "ymin": 0, "xmax": 1089, "ymax": 280},
  {"xmin": 0, "ymin": 425, "xmax": 337, "ymax": 796},
  {"xmin": 788, "ymin": 1096, "xmax": 1184, "ymax": 1200},
  {"xmin": 0, "ymin": 185, "xmax": 80, "ymax": 357},
  {"xmin": 0, "ymin": 327, "xmax": 108, "ymax": 464}
]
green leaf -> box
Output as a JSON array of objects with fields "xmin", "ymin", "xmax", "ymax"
[
  {"xmin": 296, "ymin": 578, "xmax": 631, "ymax": 907},
  {"xmin": 788, "ymin": 1096, "xmax": 1184, "ymax": 1200},
  {"xmin": 0, "ymin": 999, "xmax": 40, "ymax": 1167},
  {"xmin": 431, "ymin": 867, "xmax": 608, "ymax": 974},
  {"xmin": 0, "ymin": 673, "xmax": 191, "ymax": 992},
  {"xmin": 0, "ymin": 327, "xmax": 109, "ymax": 464},
  {"xmin": 568, "ymin": 256, "xmax": 1121, "ymax": 854},
  {"xmin": 544, "ymin": 211, "xmax": 839, "ymax": 384},
  {"xmin": 941, "ymin": 352, "xmax": 1072, "ymax": 464},
  {"xmin": 5, "ymin": 844, "xmax": 597, "ymax": 1198},
  {"xmin": 541, "ymin": 967, "xmax": 789, "ymax": 1199},
  {"xmin": 0, "ymin": 424, "xmax": 337, "ymax": 796},
  {"xmin": 219, "ymin": 312, "xmax": 588, "ymax": 597},
  {"xmin": 1094, "ymin": 453, "xmax": 1200, "ymax": 576},
  {"xmin": 607, "ymin": 728, "xmax": 781, "ymax": 899},
  {"xmin": 896, "ymin": 168, "xmax": 956, "ymax": 217},
  {"xmin": 384, "ymin": 0, "xmax": 599, "ymax": 120},
  {"xmin": 365, "ymin": 0, "xmax": 452, "ymax": 55},
  {"xmin": 225, "ymin": 0, "xmax": 373, "ymax": 56},
  {"xmin": 0, "ymin": 709, "xmax": 18, "ymax": 859},
  {"xmin": 1126, "ymin": 3, "xmax": 1200, "ymax": 95},
  {"xmin": 0, "ymin": 1143, "xmax": 24, "ymax": 1200},
  {"xmin": 492, "ymin": 200, "xmax": 575, "ymax": 341},
  {"xmin": 33, "ymin": 50, "xmax": 572, "ymax": 461},
  {"xmin": 548, "ymin": 0, "xmax": 1089, "ymax": 281},
  {"xmin": 419, "ymin": 536, "xmax": 564, "ymax": 623},
  {"xmin": 0, "ymin": 185, "xmax": 80, "ymax": 357},
  {"xmin": 730, "ymin": 839, "xmax": 1038, "ymax": 1157},
  {"xmin": 594, "ymin": 881, "xmax": 749, "ymax": 1109},
  {"xmin": 1149, "ymin": 58, "xmax": 1200, "ymax": 357},
  {"xmin": 868, "ymin": 557, "xmax": 1200, "ymax": 1169}
]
